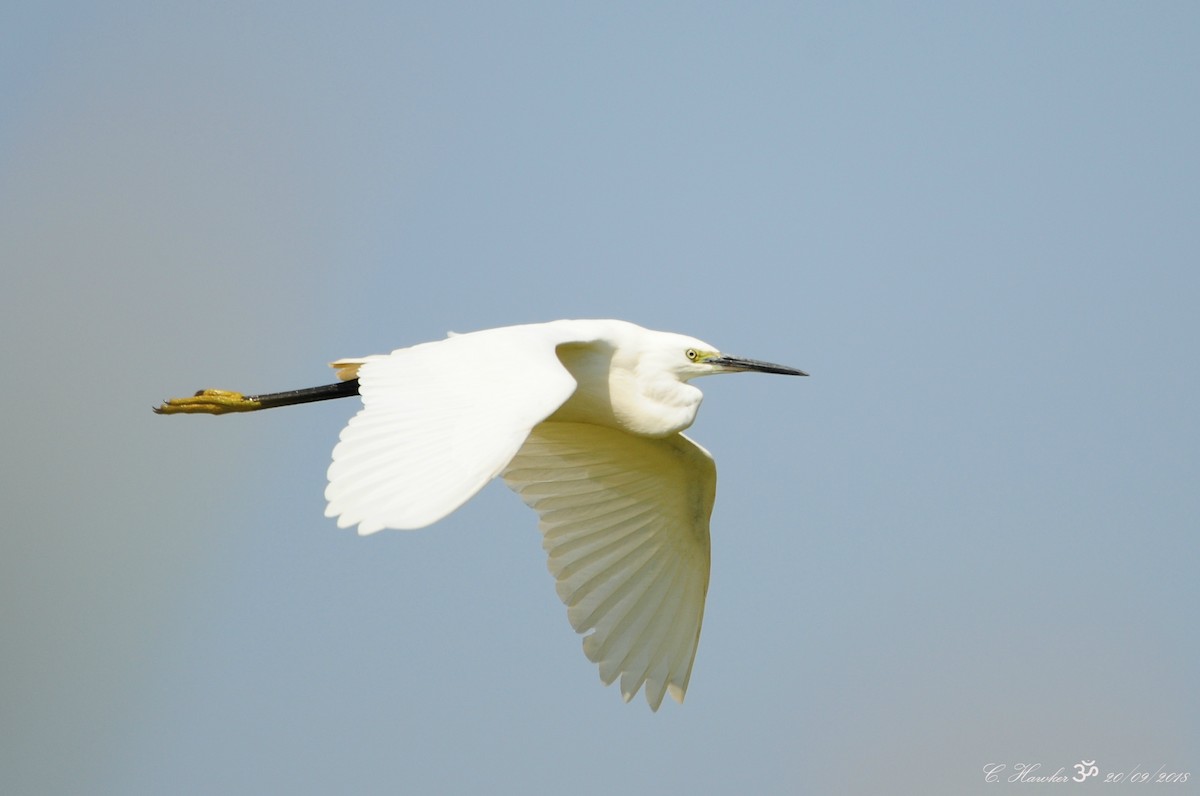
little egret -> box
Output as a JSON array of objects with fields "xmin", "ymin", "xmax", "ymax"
[{"xmin": 156, "ymin": 319, "xmax": 807, "ymax": 709}]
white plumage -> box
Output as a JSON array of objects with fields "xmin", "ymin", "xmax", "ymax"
[
  {"xmin": 505, "ymin": 422, "xmax": 713, "ymax": 708},
  {"xmin": 320, "ymin": 320, "xmax": 805, "ymax": 709}
]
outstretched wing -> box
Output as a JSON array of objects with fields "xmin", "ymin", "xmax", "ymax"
[
  {"xmin": 503, "ymin": 421, "xmax": 715, "ymax": 710},
  {"xmin": 326, "ymin": 325, "xmax": 587, "ymax": 534}
]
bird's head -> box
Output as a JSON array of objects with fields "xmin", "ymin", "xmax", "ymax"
[{"xmin": 654, "ymin": 334, "xmax": 809, "ymax": 382}]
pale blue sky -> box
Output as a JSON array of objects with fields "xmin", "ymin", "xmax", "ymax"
[{"xmin": 2, "ymin": 3, "xmax": 1197, "ymax": 794}]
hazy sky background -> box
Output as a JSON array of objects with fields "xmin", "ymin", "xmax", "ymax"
[{"xmin": 2, "ymin": 3, "xmax": 1197, "ymax": 794}]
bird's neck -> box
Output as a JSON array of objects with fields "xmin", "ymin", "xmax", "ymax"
[
  {"xmin": 551, "ymin": 345, "xmax": 701, "ymax": 438},
  {"xmin": 626, "ymin": 374, "xmax": 702, "ymax": 437}
]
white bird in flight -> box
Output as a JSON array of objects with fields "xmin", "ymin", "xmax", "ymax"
[{"xmin": 156, "ymin": 319, "xmax": 807, "ymax": 709}]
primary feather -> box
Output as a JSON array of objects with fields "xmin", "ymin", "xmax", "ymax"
[{"xmin": 503, "ymin": 422, "xmax": 713, "ymax": 709}]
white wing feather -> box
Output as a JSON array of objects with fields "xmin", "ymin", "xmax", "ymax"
[
  {"xmin": 325, "ymin": 325, "xmax": 583, "ymax": 534},
  {"xmin": 503, "ymin": 421, "xmax": 714, "ymax": 710}
]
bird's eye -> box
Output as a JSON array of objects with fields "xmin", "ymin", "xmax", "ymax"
[{"xmin": 685, "ymin": 348, "xmax": 699, "ymax": 361}]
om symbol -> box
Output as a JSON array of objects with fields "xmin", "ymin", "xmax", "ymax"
[{"xmin": 1074, "ymin": 760, "xmax": 1099, "ymax": 782}]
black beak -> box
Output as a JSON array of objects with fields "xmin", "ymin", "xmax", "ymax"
[{"xmin": 707, "ymin": 355, "xmax": 808, "ymax": 376}]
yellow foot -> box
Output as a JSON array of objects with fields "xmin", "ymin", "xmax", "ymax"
[{"xmin": 154, "ymin": 389, "xmax": 263, "ymax": 415}]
